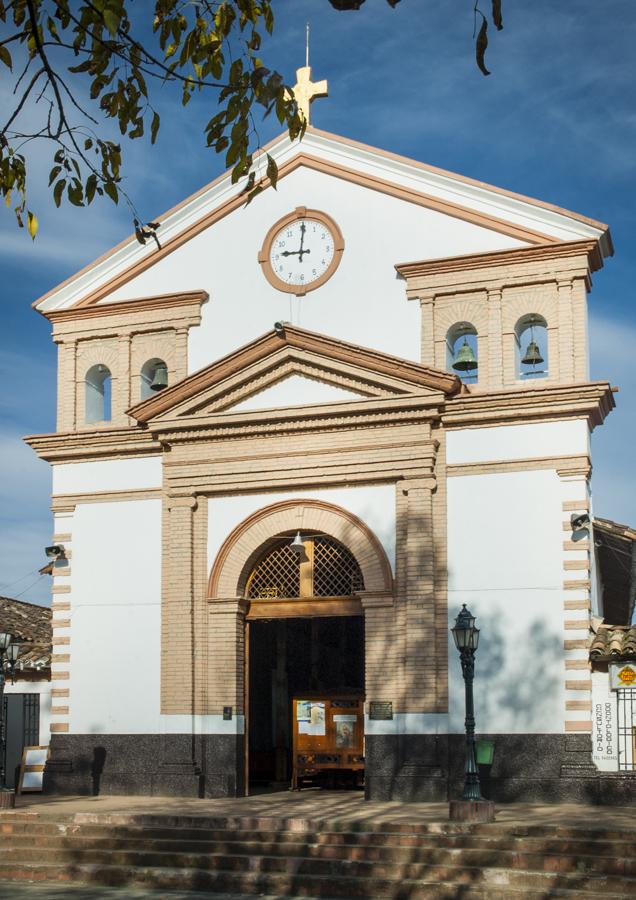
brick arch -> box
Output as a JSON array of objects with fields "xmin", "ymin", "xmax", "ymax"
[{"xmin": 208, "ymin": 499, "xmax": 393, "ymax": 599}]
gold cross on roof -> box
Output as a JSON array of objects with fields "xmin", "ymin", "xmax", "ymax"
[{"xmin": 292, "ymin": 65, "xmax": 328, "ymax": 125}]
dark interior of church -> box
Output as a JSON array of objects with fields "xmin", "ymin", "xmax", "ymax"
[{"xmin": 248, "ymin": 616, "xmax": 364, "ymax": 787}]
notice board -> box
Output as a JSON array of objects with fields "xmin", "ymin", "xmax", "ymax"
[{"xmin": 292, "ymin": 695, "xmax": 364, "ymax": 789}]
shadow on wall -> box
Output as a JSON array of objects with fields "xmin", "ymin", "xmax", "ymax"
[{"xmin": 472, "ymin": 612, "xmax": 563, "ymax": 733}]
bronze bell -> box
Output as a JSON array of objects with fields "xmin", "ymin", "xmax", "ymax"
[
  {"xmin": 521, "ymin": 340, "xmax": 544, "ymax": 366},
  {"xmin": 150, "ymin": 363, "xmax": 168, "ymax": 391},
  {"xmin": 452, "ymin": 339, "xmax": 478, "ymax": 373}
]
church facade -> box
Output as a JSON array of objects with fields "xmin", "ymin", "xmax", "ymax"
[{"xmin": 28, "ymin": 120, "xmax": 631, "ymax": 801}]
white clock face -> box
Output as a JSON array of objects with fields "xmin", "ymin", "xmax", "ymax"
[{"xmin": 269, "ymin": 219, "xmax": 335, "ymax": 288}]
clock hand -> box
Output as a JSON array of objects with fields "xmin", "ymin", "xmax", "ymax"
[
  {"xmin": 298, "ymin": 222, "xmax": 308, "ymax": 262},
  {"xmin": 280, "ymin": 249, "xmax": 311, "ymax": 257}
]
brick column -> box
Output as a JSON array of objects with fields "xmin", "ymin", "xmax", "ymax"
[
  {"xmin": 419, "ymin": 295, "xmax": 435, "ymax": 367},
  {"xmin": 207, "ymin": 598, "xmax": 249, "ymax": 716},
  {"xmin": 487, "ymin": 288, "xmax": 503, "ymax": 388},
  {"xmin": 360, "ymin": 592, "xmax": 397, "ymax": 704},
  {"xmin": 557, "ymin": 277, "xmax": 575, "ymax": 382},
  {"xmin": 402, "ymin": 476, "xmax": 438, "ymax": 712},
  {"xmin": 161, "ymin": 495, "xmax": 198, "ymax": 715},
  {"xmin": 115, "ymin": 331, "xmax": 131, "ymax": 422},
  {"xmin": 55, "ymin": 338, "xmax": 77, "ymax": 432}
]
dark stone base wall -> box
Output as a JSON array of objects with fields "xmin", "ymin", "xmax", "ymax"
[
  {"xmin": 45, "ymin": 732, "xmax": 636, "ymax": 804},
  {"xmin": 365, "ymin": 733, "xmax": 636, "ymax": 805},
  {"xmin": 44, "ymin": 733, "xmax": 244, "ymax": 798}
]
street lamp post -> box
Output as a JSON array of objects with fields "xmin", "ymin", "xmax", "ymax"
[
  {"xmin": 449, "ymin": 605, "xmax": 495, "ymax": 822},
  {"xmin": 0, "ymin": 631, "xmax": 19, "ymax": 801}
]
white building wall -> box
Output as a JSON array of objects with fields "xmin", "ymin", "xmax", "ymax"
[
  {"xmin": 69, "ymin": 499, "xmax": 162, "ymax": 734},
  {"xmin": 447, "ymin": 468, "xmax": 565, "ymax": 734},
  {"xmin": 446, "ymin": 420, "xmax": 590, "ymax": 465},
  {"xmin": 52, "ymin": 457, "xmax": 162, "ymax": 495}
]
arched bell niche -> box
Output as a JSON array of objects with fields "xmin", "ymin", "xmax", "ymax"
[
  {"xmin": 515, "ymin": 314, "xmax": 548, "ymax": 380},
  {"xmin": 446, "ymin": 322, "xmax": 478, "ymax": 383},
  {"xmin": 85, "ymin": 364, "xmax": 112, "ymax": 423},
  {"xmin": 140, "ymin": 358, "xmax": 169, "ymax": 400}
]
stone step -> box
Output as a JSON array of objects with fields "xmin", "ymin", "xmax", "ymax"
[
  {"xmin": 1, "ymin": 846, "xmax": 635, "ymax": 893},
  {"xmin": 0, "ymin": 860, "xmax": 633, "ymax": 898},
  {"xmin": 3, "ymin": 818, "xmax": 636, "ymax": 850},
  {"xmin": 3, "ymin": 813, "xmax": 635, "ymax": 841},
  {"xmin": 1, "ymin": 834, "xmax": 634, "ymax": 875}
]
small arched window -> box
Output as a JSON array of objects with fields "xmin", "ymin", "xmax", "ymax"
[
  {"xmin": 446, "ymin": 322, "xmax": 478, "ymax": 383},
  {"xmin": 85, "ymin": 365, "xmax": 112, "ymax": 423},
  {"xmin": 140, "ymin": 358, "xmax": 168, "ymax": 400},
  {"xmin": 516, "ymin": 314, "xmax": 548, "ymax": 379}
]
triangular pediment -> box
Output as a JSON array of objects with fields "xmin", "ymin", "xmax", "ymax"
[
  {"xmin": 36, "ymin": 127, "xmax": 611, "ymax": 315},
  {"xmin": 128, "ymin": 324, "xmax": 461, "ymax": 426}
]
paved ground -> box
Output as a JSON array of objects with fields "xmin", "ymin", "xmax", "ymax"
[{"xmin": 8, "ymin": 789, "xmax": 636, "ymax": 828}]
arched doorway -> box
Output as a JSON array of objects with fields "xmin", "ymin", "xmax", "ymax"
[
  {"xmin": 208, "ymin": 500, "xmax": 393, "ymax": 793},
  {"xmin": 246, "ymin": 532, "xmax": 366, "ymax": 789}
]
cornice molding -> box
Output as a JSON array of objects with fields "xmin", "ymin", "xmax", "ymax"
[
  {"xmin": 395, "ymin": 239, "xmax": 603, "ymax": 281},
  {"xmin": 40, "ymin": 290, "xmax": 208, "ymax": 322},
  {"xmin": 24, "ymin": 427, "xmax": 161, "ymax": 463},
  {"xmin": 442, "ymin": 381, "xmax": 615, "ymax": 430}
]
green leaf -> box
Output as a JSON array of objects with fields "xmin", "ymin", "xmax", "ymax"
[
  {"xmin": 26, "ymin": 211, "xmax": 38, "ymax": 240},
  {"xmin": 492, "ymin": 0, "xmax": 503, "ymax": 30},
  {"xmin": 86, "ymin": 173, "xmax": 97, "ymax": 204},
  {"xmin": 476, "ymin": 16, "xmax": 490, "ymax": 76},
  {"xmin": 53, "ymin": 179, "xmax": 66, "ymax": 208},
  {"xmin": 150, "ymin": 111, "xmax": 160, "ymax": 145},
  {"xmin": 266, "ymin": 154, "xmax": 277, "ymax": 189},
  {"xmin": 103, "ymin": 9, "xmax": 120, "ymax": 36},
  {"xmin": 103, "ymin": 180, "xmax": 118, "ymax": 204},
  {"xmin": 0, "ymin": 45, "xmax": 12, "ymax": 71},
  {"xmin": 48, "ymin": 165, "xmax": 62, "ymax": 186}
]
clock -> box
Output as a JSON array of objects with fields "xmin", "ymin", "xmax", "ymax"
[{"xmin": 258, "ymin": 207, "xmax": 344, "ymax": 296}]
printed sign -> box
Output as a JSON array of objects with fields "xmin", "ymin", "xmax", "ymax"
[
  {"xmin": 610, "ymin": 663, "xmax": 636, "ymax": 689},
  {"xmin": 369, "ymin": 701, "xmax": 393, "ymax": 721},
  {"xmin": 297, "ymin": 701, "xmax": 326, "ymax": 736},
  {"xmin": 591, "ymin": 675, "xmax": 618, "ymax": 772}
]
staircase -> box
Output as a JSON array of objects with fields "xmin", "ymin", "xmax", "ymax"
[{"xmin": 1, "ymin": 811, "xmax": 635, "ymax": 898}]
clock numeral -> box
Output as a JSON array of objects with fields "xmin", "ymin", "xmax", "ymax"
[{"xmin": 286, "ymin": 230, "xmax": 293, "ymax": 237}]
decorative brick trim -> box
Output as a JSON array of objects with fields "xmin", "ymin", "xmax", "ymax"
[
  {"xmin": 564, "ymin": 639, "xmax": 588, "ymax": 650},
  {"xmin": 563, "ymin": 579, "xmax": 591, "ymax": 591},
  {"xmin": 53, "ymin": 532, "xmax": 72, "ymax": 542},
  {"xmin": 564, "ymin": 559, "xmax": 590, "ymax": 571},
  {"xmin": 50, "ymin": 723, "xmax": 69, "ymax": 733},
  {"xmin": 51, "ymin": 489, "xmax": 161, "ymax": 508},
  {"xmin": 563, "ymin": 499, "xmax": 589, "ymax": 511},
  {"xmin": 209, "ymin": 499, "xmax": 393, "ymax": 599},
  {"xmin": 565, "ymin": 721, "xmax": 592, "ymax": 732},
  {"xmin": 565, "ymin": 680, "xmax": 592, "ymax": 691},
  {"xmin": 447, "ymin": 454, "xmax": 590, "ymax": 478},
  {"xmin": 566, "ymin": 700, "xmax": 592, "ymax": 711},
  {"xmin": 51, "ymin": 585, "xmax": 71, "ymax": 594},
  {"xmin": 565, "ymin": 659, "xmax": 590, "ymax": 670},
  {"xmin": 563, "ymin": 600, "xmax": 591, "ymax": 611},
  {"xmin": 50, "ymin": 706, "xmax": 69, "ymax": 715},
  {"xmin": 43, "ymin": 290, "xmax": 208, "ymax": 322},
  {"xmin": 51, "ymin": 688, "xmax": 69, "ymax": 698}
]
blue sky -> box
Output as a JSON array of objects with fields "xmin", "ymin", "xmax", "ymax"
[{"xmin": 1, "ymin": 0, "xmax": 634, "ymax": 605}]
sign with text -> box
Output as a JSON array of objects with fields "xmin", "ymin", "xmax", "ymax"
[
  {"xmin": 591, "ymin": 675, "xmax": 618, "ymax": 772},
  {"xmin": 369, "ymin": 701, "xmax": 393, "ymax": 721},
  {"xmin": 610, "ymin": 663, "xmax": 636, "ymax": 690}
]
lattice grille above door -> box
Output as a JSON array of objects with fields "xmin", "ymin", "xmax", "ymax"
[{"xmin": 246, "ymin": 535, "xmax": 364, "ymax": 600}]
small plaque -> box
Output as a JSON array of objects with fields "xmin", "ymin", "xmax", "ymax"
[
  {"xmin": 223, "ymin": 706, "xmax": 233, "ymax": 720},
  {"xmin": 369, "ymin": 701, "xmax": 393, "ymax": 721}
]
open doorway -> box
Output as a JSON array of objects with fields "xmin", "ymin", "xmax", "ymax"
[{"xmin": 247, "ymin": 615, "xmax": 364, "ymax": 791}]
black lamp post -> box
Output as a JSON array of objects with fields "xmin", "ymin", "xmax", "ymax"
[
  {"xmin": 451, "ymin": 605, "xmax": 482, "ymax": 802},
  {"xmin": 0, "ymin": 631, "xmax": 19, "ymax": 791}
]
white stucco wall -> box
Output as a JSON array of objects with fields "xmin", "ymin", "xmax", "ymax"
[
  {"xmin": 230, "ymin": 374, "xmax": 364, "ymax": 411},
  {"xmin": 104, "ymin": 166, "xmax": 523, "ymax": 369},
  {"xmin": 3, "ymin": 679, "xmax": 52, "ymax": 747},
  {"xmin": 52, "ymin": 457, "xmax": 162, "ymax": 495},
  {"xmin": 69, "ymin": 499, "xmax": 162, "ymax": 734},
  {"xmin": 207, "ymin": 484, "xmax": 396, "ymax": 577},
  {"xmin": 446, "ymin": 420, "xmax": 590, "ymax": 465},
  {"xmin": 447, "ymin": 468, "xmax": 565, "ymax": 734}
]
